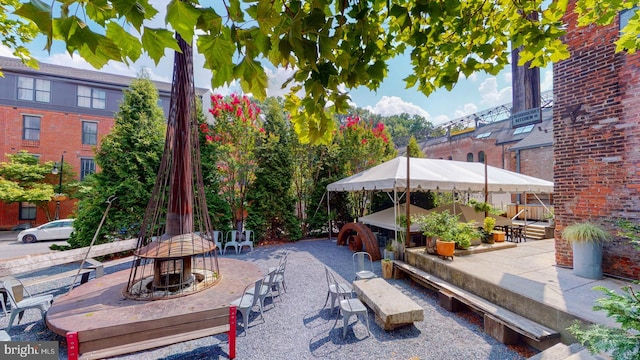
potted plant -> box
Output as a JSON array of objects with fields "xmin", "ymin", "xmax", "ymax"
[
  {"xmin": 414, "ymin": 210, "xmax": 459, "ymax": 258},
  {"xmin": 562, "ymin": 221, "xmax": 612, "ymax": 279},
  {"xmin": 452, "ymin": 222, "xmax": 481, "ymax": 250},
  {"xmin": 482, "ymin": 217, "xmax": 496, "ymax": 244},
  {"xmin": 383, "ymin": 241, "xmax": 395, "ymax": 260}
]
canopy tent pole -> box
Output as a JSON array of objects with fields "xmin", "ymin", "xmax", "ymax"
[
  {"xmin": 404, "ymin": 154, "xmax": 410, "ymax": 258},
  {"xmin": 324, "ymin": 191, "xmax": 331, "ymax": 240}
]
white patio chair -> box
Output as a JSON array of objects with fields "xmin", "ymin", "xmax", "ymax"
[
  {"xmin": 212, "ymin": 230, "xmax": 223, "ymax": 254},
  {"xmin": 323, "ymin": 267, "xmax": 352, "ymax": 314},
  {"xmin": 3, "ymin": 277, "xmax": 53, "ymax": 332},
  {"xmin": 230, "ymin": 278, "xmax": 264, "ymax": 332},
  {"xmin": 224, "ymin": 230, "xmax": 240, "ymax": 254},
  {"xmin": 271, "ymin": 257, "xmax": 287, "ymax": 298},
  {"xmin": 330, "ymin": 271, "xmax": 370, "ymax": 338},
  {"xmin": 247, "ymin": 268, "xmax": 277, "ymax": 310},
  {"xmin": 352, "ymin": 251, "xmax": 376, "ymax": 280},
  {"xmin": 238, "ymin": 229, "xmax": 254, "ymax": 252}
]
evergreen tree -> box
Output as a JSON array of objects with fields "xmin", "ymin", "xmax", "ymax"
[
  {"xmin": 246, "ymin": 98, "xmax": 301, "ymax": 241},
  {"xmin": 407, "ymin": 136, "xmax": 425, "ymax": 158},
  {"xmin": 68, "ymin": 75, "xmax": 165, "ymax": 248}
]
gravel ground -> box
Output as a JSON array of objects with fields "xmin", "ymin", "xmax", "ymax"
[{"xmin": 1, "ymin": 239, "xmax": 533, "ymax": 359}]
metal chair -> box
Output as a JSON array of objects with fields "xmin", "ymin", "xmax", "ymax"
[
  {"xmin": 230, "ymin": 278, "xmax": 264, "ymax": 332},
  {"xmin": 330, "ymin": 271, "xmax": 370, "ymax": 338},
  {"xmin": 212, "ymin": 230, "xmax": 223, "ymax": 254},
  {"xmin": 352, "ymin": 251, "xmax": 376, "ymax": 280},
  {"xmin": 3, "ymin": 277, "xmax": 53, "ymax": 332},
  {"xmin": 323, "ymin": 267, "xmax": 352, "ymax": 314},
  {"xmin": 247, "ymin": 268, "xmax": 277, "ymax": 310},
  {"xmin": 238, "ymin": 229, "xmax": 254, "ymax": 252},
  {"xmin": 224, "ymin": 230, "xmax": 240, "ymax": 254},
  {"xmin": 271, "ymin": 257, "xmax": 287, "ymax": 298}
]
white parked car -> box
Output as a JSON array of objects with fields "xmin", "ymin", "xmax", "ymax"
[{"xmin": 18, "ymin": 219, "xmax": 75, "ymax": 243}]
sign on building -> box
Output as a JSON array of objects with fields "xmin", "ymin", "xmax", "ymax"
[{"xmin": 511, "ymin": 107, "xmax": 541, "ymax": 128}]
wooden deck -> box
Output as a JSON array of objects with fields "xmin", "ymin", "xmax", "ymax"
[{"xmin": 46, "ymin": 258, "xmax": 262, "ymax": 355}]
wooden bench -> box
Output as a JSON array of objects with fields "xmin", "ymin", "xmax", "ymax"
[
  {"xmin": 66, "ymin": 306, "xmax": 237, "ymax": 360},
  {"xmin": 352, "ymin": 277, "xmax": 424, "ymax": 330},
  {"xmin": 0, "ymin": 239, "xmax": 138, "ymax": 286},
  {"xmin": 392, "ymin": 260, "xmax": 560, "ymax": 347}
]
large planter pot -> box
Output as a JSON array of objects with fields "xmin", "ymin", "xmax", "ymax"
[
  {"xmin": 492, "ymin": 231, "xmax": 505, "ymax": 242},
  {"xmin": 381, "ymin": 260, "xmax": 393, "ymax": 279},
  {"xmin": 572, "ymin": 241, "xmax": 604, "ymax": 279},
  {"xmin": 425, "ymin": 236, "xmax": 438, "ymax": 254},
  {"xmin": 383, "ymin": 249, "xmax": 395, "ymax": 260},
  {"xmin": 436, "ymin": 240, "xmax": 455, "ymax": 258}
]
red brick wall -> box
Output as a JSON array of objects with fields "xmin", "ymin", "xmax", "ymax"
[
  {"xmin": 0, "ymin": 105, "xmax": 114, "ymax": 228},
  {"xmin": 423, "ymin": 136, "xmax": 516, "ymax": 171},
  {"xmin": 554, "ymin": 1, "xmax": 640, "ymax": 279},
  {"xmin": 520, "ymin": 146, "xmax": 553, "ymax": 182}
]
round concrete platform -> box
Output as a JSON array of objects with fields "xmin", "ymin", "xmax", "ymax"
[{"xmin": 46, "ymin": 258, "xmax": 262, "ymax": 337}]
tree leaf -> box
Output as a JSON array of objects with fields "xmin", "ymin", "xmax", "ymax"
[
  {"xmin": 166, "ymin": 0, "xmax": 201, "ymax": 44},
  {"xmin": 141, "ymin": 27, "xmax": 180, "ymax": 65}
]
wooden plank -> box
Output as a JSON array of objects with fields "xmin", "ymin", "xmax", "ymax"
[
  {"xmin": 79, "ymin": 325, "xmax": 230, "ymax": 360},
  {"xmin": 78, "ymin": 307, "xmax": 229, "ymax": 342},
  {"xmin": 0, "ymin": 239, "xmax": 138, "ymax": 276},
  {"xmin": 392, "ymin": 260, "xmax": 559, "ymax": 342}
]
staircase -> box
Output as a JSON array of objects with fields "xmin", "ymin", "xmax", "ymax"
[
  {"xmin": 510, "ymin": 222, "xmax": 553, "ymax": 240},
  {"xmin": 528, "ymin": 343, "xmax": 609, "ymax": 359}
]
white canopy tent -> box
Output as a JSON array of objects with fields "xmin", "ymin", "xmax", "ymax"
[
  {"xmin": 327, "ymin": 156, "xmax": 554, "ymax": 193},
  {"xmin": 326, "ymin": 156, "xmax": 554, "ymax": 244}
]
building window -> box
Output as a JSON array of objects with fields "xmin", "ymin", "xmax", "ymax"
[
  {"xmin": 466, "ymin": 153, "xmax": 474, "ymax": 162},
  {"xmin": 513, "ymin": 124, "xmax": 535, "ymax": 135},
  {"xmin": 80, "ymin": 158, "xmax": 96, "ymax": 180},
  {"xmin": 82, "ymin": 121, "xmax": 98, "ymax": 145},
  {"xmin": 78, "ymin": 86, "xmax": 106, "ymax": 109},
  {"xmin": 476, "ymin": 132, "xmax": 491, "ymax": 139},
  {"xmin": 23, "ymin": 115, "xmax": 41, "ymax": 140},
  {"xmin": 18, "ymin": 76, "xmax": 51, "ymax": 103},
  {"xmin": 478, "ymin": 151, "xmax": 486, "ymax": 163},
  {"xmin": 19, "ymin": 202, "xmax": 36, "ymax": 220}
]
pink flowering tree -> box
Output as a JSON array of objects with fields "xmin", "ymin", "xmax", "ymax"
[
  {"xmin": 335, "ymin": 115, "xmax": 396, "ymax": 217},
  {"xmin": 201, "ymin": 93, "xmax": 264, "ymax": 233}
]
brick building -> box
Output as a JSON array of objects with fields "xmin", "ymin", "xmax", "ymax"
[
  {"xmin": 420, "ymin": 99, "xmax": 554, "ymax": 217},
  {"xmin": 554, "ymin": 3, "xmax": 640, "ymax": 279},
  {"xmin": 0, "ymin": 57, "xmax": 207, "ymax": 229}
]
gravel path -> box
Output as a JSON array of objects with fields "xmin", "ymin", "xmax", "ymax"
[{"xmin": 1, "ymin": 239, "xmax": 531, "ymax": 359}]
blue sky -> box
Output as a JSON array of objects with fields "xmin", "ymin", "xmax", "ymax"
[{"xmin": 1, "ymin": 6, "xmax": 553, "ymax": 127}]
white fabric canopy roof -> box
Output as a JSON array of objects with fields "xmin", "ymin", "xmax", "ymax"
[
  {"xmin": 326, "ymin": 156, "xmax": 554, "ymax": 193},
  {"xmin": 358, "ymin": 204, "xmax": 431, "ymax": 232}
]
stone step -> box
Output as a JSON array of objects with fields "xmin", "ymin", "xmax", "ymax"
[{"xmin": 528, "ymin": 343, "xmax": 609, "ymax": 360}]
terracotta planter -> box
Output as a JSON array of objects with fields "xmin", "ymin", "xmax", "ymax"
[
  {"xmin": 381, "ymin": 260, "xmax": 393, "ymax": 278},
  {"xmin": 436, "ymin": 240, "xmax": 455, "ymax": 258},
  {"xmin": 492, "ymin": 231, "xmax": 505, "ymax": 242}
]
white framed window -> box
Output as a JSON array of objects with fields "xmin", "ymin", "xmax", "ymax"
[
  {"xmin": 80, "ymin": 158, "xmax": 96, "ymax": 180},
  {"xmin": 78, "ymin": 86, "xmax": 106, "ymax": 109},
  {"xmin": 82, "ymin": 121, "xmax": 98, "ymax": 145},
  {"xmin": 18, "ymin": 76, "xmax": 51, "ymax": 103},
  {"xmin": 23, "ymin": 115, "xmax": 41, "ymax": 140}
]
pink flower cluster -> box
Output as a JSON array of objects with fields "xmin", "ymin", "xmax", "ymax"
[{"xmin": 340, "ymin": 115, "xmax": 389, "ymax": 143}]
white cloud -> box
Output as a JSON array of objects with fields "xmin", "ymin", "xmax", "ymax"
[
  {"xmin": 503, "ymin": 72, "xmax": 512, "ymax": 84},
  {"xmin": 432, "ymin": 114, "xmax": 451, "ymax": 125},
  {"xmin": 365, "ymin": 96, "xmax": 431, "ymax": 118},
  {"xmin": 0, "ymin": 45, "xmax": 17, "ymax": 58},
  {"xmin": 541, "ymin": 68, "xmax": 553, "ymax": 92},
  {"xmin": 478, "ymin": 77, "xmax": 511, "ymax": 106},
  {"xmin": 453, "ymin": 103, "xmax": 479, "ymax": 119},
  {"xmin": 265, "ymin": 66, "xmax": 300, "ymax": 98}
]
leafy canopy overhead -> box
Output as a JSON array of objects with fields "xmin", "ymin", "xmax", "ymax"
[{"xmin": 5, "ymin": 0, "xmax": 640, "ymax": 142}]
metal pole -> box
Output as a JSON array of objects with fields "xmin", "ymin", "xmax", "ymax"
[{"xmin": 54, "ymin": 154, "xmax": 64, "ymax": 220}]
